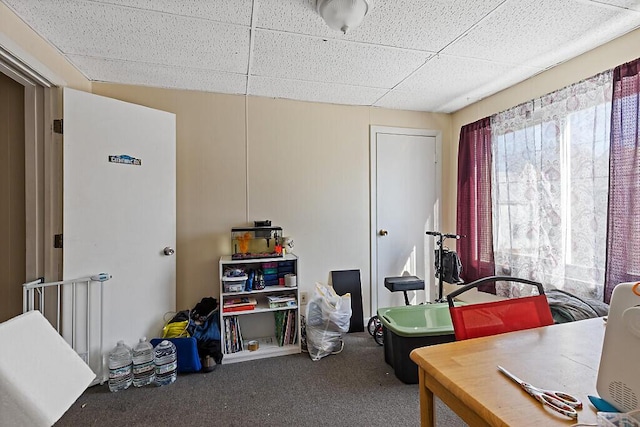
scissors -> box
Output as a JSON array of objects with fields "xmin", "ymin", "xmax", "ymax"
[{"xmin": 497, "ymin": 365, "xmax": 582, "ymax": 419}]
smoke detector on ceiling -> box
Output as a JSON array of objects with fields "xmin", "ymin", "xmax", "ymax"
[{"xmin": 316, "ymin": 0, "xmax": 371, "ymax": 34}]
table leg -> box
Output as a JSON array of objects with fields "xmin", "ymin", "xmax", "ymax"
[{"xmin": 418, "ymin": 367, "xmax": 435, "ymax": 427}]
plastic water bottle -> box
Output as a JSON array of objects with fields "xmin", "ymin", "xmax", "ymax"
[
  {"xmin": 108, "ymin": 341, "xmax": 133, "ymax": 392},
  {"xmin": 154, "ymin": 340, "xmax": 177, "ymax": 386},
  {"xmin": 132, "ymin": 337, "xmax": 155, "ymax": 387}
]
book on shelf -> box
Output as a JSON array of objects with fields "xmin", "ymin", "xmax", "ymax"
[
  {"xmin": 224, "ymin": 316, "xmax": 244, "ymax": 353},
  {"xmin": 224, "ymin": 296, "xmax": 257, "ymax": 307},
  {"xmin": 266, "ymin": 294, "xmax": 297, "ymax": 309},
  {"xmin": 268, "ymin": 300, "xmax": 297, "ymax": 309},
  {"xmin": 266, "ymin": 294, "xmax": 296, "ymax": 303},
  {"xmin": 223, "ymin": 304, "xmax": 256, "ymax": 313},
  {"xmin": 274, "ymin": 309, "xmax": 297, "ymax": 347},
  {"xmin": 223, "ymin": 297, "xmax": 257, "ymax": 312}
]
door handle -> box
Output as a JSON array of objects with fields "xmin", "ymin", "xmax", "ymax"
[
  {"xmin": 163, "ymin": 247, "xmax": 175, "ymax": 256},
  {"xmin": 379, "ymin": 229, "xmax": 388, "ymax": 236}
]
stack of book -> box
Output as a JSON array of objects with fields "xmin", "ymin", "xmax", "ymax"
[
  {"xmin": 223, "ymin": 296, "xmax": 257, "ymax": 313},
  {"xmin": 224, "ymin": 316, "xmax": 243, "ymax": 353},
  {"xmin": 274, "ymin": 309, "xmax": 297, "ymax": 347},
  {"xmin": 266, "ymin": 294, "xmax": 297, "ymax": 309}
]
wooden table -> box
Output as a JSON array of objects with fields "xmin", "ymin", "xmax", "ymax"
[{"xmin": 410, "ymin": 317, "xmax": 605, "ymax": 426}]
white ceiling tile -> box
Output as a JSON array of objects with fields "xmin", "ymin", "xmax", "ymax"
[
  {"xmin": 249, "ymin": 75, "xmax": 387, "ymax": 106},
  {"xmin": 255, "ymin": 0, "xmax": 505, "ymax": 52},
  {"xmin": 253, "ymin": 0, "xmax": 327, "ymax": 35},
  {"xmin": 251, "ymin": 30, "xmax": 430, "ymax": 88},
  {"xmin": 3, "ymin": 0, "xmax": 640, "ymax": 112},
  {"xmin": 378, "ymin": 56, "xmax": 543, "ymax": 113},
  {"xmin": 373, "ymin": 89, "xmax": 446, "ymax": 112},
  {"xmin": 356, "ymin": 0, "xmax": 506, "ymax": 51},
  {"xmin": 443, "ymin": 0, "xmax": 639, "ymax": 68},
  {"xmin": 586, "ymin": 0, "xmax": 640, "ymax": 11},
  {"xmin": 397, "ymin": 55, "xmax": 541, "ymax": 96},
  {"xmin": 437, "ymin": 67, "xmax": 543, "ymax": 112},
  {"xmin": 3, "ymin": 0, "xmax": 250, "ymax": 73},
  {"xmin": 91, "ymin": 0, "xmax": 254, "ymax": 25},
  {"xmin": 67, "ymin": 55, "xmax": 247, "ymax": 94}
]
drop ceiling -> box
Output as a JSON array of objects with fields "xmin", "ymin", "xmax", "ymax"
[{"xmin": 3, "ymin": 0, "xmax": 640, "ymax": 113}]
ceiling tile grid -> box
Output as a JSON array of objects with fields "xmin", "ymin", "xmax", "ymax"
[
  {"xmin": 344, "ymin": 0, "xmax": 507, "ymax": 51},
  {"xmin": 249, "ymin": 75, "xmax": 388, "ymax": 106},
  {"xmin": 373, "ymin": 89, "xmax": 450, "ymax": 113},
  {"xmin": 251, "ymin": 29, "xmax": 431, "ymax": 89},
  {"xmin": 3, "ymin": 0, "xmax": 640, "ymax": 113},
  {"xmin": 442, "ymin": 0, "xmax": 640, "ymax": 68},
  {"xmin": 377, "ymin": 54, "xmax": 543, "ymax": 112},
  {"xmin": 94, "ymin": 0, "xmax": 255, "ymax": 26},
  {"xmin": 254, "ymin": 0, "xmax": 506, "ymax": 52},
  {"xmin": 7, "ymin": 0, "xmax": 251, "ymax": 74},
  {"xmin": 590, "ymin": 0, "xmax": 640, "ymax": 11},
  {"xmin": 67, "ymin": 55, "xmax": 248, "ymax": 95},
  {"xmin": 394, "ymin": 55, "xmax": 534, "ymax": 93}
]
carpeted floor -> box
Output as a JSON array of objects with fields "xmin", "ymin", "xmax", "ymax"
[{"xmin": 56, "ymin": 332, "xmax": 466, "ymax": 426}]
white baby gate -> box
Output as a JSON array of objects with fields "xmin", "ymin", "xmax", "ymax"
[{"xmin": 22, "ymin": 273, "xmax": 111, "ymax": 385}]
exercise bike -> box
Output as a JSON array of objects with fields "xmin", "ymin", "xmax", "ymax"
[
  {"xmin": 367, "ymin": 231, "xmax": 463, "ymax": 345},
  {"xmin": 426, "ymin": 231, "xmax": 464, "ymax": 302}
]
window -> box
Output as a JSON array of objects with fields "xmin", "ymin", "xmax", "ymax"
[{"xmin": 490, "ymin": 71, "xmax": 612, "ymax": 300}]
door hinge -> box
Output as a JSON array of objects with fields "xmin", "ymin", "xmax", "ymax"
[
  {"xmin": 53, "ymin": 119, "xmax": 63, "ymax": 134},
  {"xmin": 54, "ymin": 234, "xmax": 63, "ymax": 249}
]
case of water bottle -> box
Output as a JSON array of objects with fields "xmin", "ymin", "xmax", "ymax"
[
  {"xmin": 109, "ymin": 337, "xmax": 177, "ymax": 390},
  {"xmin": 108, "ymin": 341, "xmax": 133, "ymax": 392},
  {"xmin": 154, "ymin": 340, "xmax": 177, "ymax": 386},
  {"xmin": 132, "ymin": 337, "xmax": 155, "ymax": 387}
]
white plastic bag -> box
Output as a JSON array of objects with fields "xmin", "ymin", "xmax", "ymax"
[{"xmin": 305, "ymin": 283, "xmax": 352, "ymax": 361}]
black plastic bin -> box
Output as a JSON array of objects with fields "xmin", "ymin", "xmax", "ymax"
[{"xmin": 378, "ymin": 303, "xmax": 457, "ymax": 384}]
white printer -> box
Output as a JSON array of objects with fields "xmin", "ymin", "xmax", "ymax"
[{"xmin": 597, "ymin": 282, "xmax": 640, "ymax": 412}]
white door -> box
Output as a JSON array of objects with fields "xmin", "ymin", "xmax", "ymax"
[
  {"xmin": 63, "ymin": 88, "xmax": 176, "ymax": 378},
  {"xmin": 370, "ymin": 127, "xmax": 440, "ymax": 313}
]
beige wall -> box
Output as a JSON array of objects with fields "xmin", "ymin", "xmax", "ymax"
[
  {"xmin": 91, "ymin": 84, "xmax": 451, "ymax": 313},
  {"xmin": 8, "ymin": 0, "xmax": 638, "ymax": 314},
  {"xmin": 446, "ymin": 27, "xmax": 640, "ymax": 232},
  {"xmin": 1, "ymin": 0, "xmax": 452, "ymax": 316}
]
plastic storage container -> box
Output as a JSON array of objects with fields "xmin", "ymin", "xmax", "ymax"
[
  {"xmin": 223, "ymin": 276, "xmax": 248, "ymax": 293},
  {"xmin": 108, "ymin": 340, "xmax": 133, "ymax": 392},
  {"xmin": 378, "ymin": 303, "xmax": 457, "ymax": 384},
  {"xmin": 154, "ymin": 340, "xmax": 177, "ymax": 386},
  {"xmin": 132, "ymin": 337, "xmax": 155, "ymax": 387}
]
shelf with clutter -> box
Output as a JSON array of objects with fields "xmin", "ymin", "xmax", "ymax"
[{"xmin": 219, "ymin": 221, "xmax": 300, "ymax": 364}]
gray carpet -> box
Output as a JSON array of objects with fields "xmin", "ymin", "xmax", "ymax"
[{"xmin": 56, "ymin": 332, "xmax": 466, "ymax": 426}]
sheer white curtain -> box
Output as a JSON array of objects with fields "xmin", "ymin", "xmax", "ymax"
[{"xmin": 491, "ymin": 71, "xmax": 612, "ymax": 299}]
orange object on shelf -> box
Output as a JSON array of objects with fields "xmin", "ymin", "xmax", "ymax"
[{"xmin": 237, "ymin": 232, "xmax": 252, "ymax": 254}]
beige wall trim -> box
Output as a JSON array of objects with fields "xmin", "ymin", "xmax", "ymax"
[
  {"xmin": 45, "ymin": 88, "xmax": 62, "ymax": 282},
  {"xmin": 0, "ymin": 54, "xmax": 47, "ymax": 285},
  {"xmin": 0, "ymin": 37, "xmax": 57, "ymax": 87},
  {"xmin": 0, "ymin": 41, "xmax": 60, "ymax": 286}
]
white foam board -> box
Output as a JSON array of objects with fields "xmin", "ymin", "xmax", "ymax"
[{"xmin": 0, "ymin": 311, "xmax": 96, "ymax": 427}]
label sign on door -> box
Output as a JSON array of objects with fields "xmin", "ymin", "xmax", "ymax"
[{"xmin": 108, "ymin": 154, "xmax": 141, "ymax": 166}]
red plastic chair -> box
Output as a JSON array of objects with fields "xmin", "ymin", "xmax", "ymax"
[{"xmin": 446, "ymin": 276, "xmax": 554, "ymax": 341}]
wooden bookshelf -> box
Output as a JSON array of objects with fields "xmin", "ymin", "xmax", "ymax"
[{"xmin": 219, "ymin": 254, "xmax": 301, "ymax": 364}]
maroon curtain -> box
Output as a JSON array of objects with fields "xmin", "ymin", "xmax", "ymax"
[
  {"xmin": 605, "ymin": 58, "xmax": 640, "ymax": 303},
  {"xmin": 456, "ymin": 118, "xmax": 496, "ymax": 292}
]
